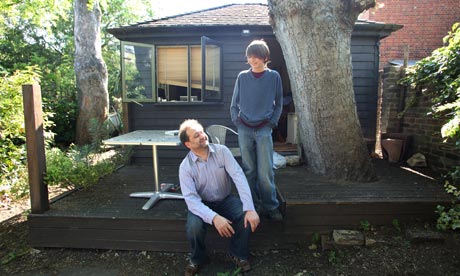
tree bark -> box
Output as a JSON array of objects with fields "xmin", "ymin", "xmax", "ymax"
[
  {"xmin": 74, "ymin": 0, "xmax": 108, "ymax": 145},
  {"xmin": 268, "ymin": 0, "xmax": 377, "ymax": 181}
]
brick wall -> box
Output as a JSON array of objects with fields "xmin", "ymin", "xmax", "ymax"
[
  {"xmin": 360, "ymin": 0, "xmax": 460, "ymax": 67},
  {"xmin": 380, "ymin": 64, "xmax": 460, "ymax": 174}
]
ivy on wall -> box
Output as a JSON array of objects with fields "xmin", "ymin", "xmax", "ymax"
[{"xmin": 401, "ymin": 22, "xmax": 460, "ymax": 231}]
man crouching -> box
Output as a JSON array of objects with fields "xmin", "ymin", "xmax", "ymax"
[{"xmin": 178, "ymin": 119, "xmax": 260, "ymax": 276}]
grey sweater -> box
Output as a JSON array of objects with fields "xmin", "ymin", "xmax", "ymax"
[{"xmin": 230, "ymin": 68, "xmax": 283, "ymax": 128}]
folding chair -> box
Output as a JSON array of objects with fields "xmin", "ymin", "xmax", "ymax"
[{"xmin": 205, "ymin": 125, "xmax": 241, "ymax": 157}]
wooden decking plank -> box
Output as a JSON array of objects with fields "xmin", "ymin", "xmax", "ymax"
[
  {"xmin": 27, "ymin": 159, "xmax": 452, "ymax": 251},
  {"xmin": 28, "ymin": 215, "xmax": 186, "ymax": 231}
]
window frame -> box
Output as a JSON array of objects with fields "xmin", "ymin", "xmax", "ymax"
[
  {"xmin": 120, "ymin": 37, "xmax": 223, "ymax": 104},
  {"xmin": 121, "ymin": 41, "xmax": 156, "ymax": 103}
]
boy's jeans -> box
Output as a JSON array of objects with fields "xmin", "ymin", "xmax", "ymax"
[
  {"xmin": 237, "ymin": 124, "xmax": 279, "ymax": 212},
  {"xmin": 186, "ymin": 195, "xmax": 250, "ymax": 265}
]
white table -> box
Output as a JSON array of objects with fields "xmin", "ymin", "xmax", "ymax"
[{"xmin": 103, "ymin": 130, "xmax": 183, "ymax": 210}]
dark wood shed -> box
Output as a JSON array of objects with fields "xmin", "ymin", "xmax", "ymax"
[{"xmin": 108, "ymin": 3, "xmax": 402, "ymax": 164}]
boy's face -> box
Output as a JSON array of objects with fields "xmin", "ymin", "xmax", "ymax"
[{"xmin": 247, "ymin": 55, "xmax": 266, "ymax": 72}]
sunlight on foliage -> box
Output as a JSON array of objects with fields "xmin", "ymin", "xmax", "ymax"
[
  {"xmin": 401, "ymin": 22, "xmax": 460, "ymax": 231},
  {"xmin": 0, "ymin": 67, "xmax": 50, "ymax": 199},
  {"xmin": 45, "ymin": 145, "xmax": 131, "ymax": 190}
]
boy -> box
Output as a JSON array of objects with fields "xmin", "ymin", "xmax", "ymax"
[{"xmin": 230, "ymin": 40, "xmax": 283, "ymax": 221}]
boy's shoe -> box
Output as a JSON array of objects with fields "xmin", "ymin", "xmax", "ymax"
[
  {"xmin": 184, "ymin": 260, "xmax": 199, "ymax": 276},
  {"xmin": 228, "ymin": 254, "xmax": 251, "ymax": 272},
  {"xmin": 267, "ymin": 208, "xmax": 283, "ymax": 221}
]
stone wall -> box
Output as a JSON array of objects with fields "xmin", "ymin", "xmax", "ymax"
[{"xmin": 380, "ymin": 64, "xmax": 460, "ymax": 174}]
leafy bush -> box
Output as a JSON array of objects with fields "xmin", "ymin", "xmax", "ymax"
[
  {"xmin": 45, "ymin": 145, "xmax": 131, "ymax": 190},
  {"xmin": 401, "ymin": 23, "xmax": 460, "ymax": 231},
  {"xmin": 44, "ymin": 96, "xmax": 77, "ymax": 146},
  {"xmin": 0, "ymin": 67, "xmax": 52, "ymax": 199},
  {"xmin": 44, "ymin": 116, "xmax": 132, "ymax": 190}
]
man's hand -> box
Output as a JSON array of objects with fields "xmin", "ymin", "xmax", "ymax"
[
  {"xmin": 244, "ymin": 210, "xmax": 260, "ymax": 232},
  {"xmin": 212, "ymin": 215, "xmax": 235, "ymax": 238}
]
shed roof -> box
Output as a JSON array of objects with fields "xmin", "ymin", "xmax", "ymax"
[
  {"xmin": 125, "ymin": 4, "xmax": 270, "ymax": 28},
  {"xmin": 108, "ymin": 3, "xmax": 402, "ymax": 37}
]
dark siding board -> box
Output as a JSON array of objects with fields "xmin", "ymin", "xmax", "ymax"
[
  {"xmin": 223, "ymin": 43, "xmax": 250, "ymax": 54},
  {"xmin": 352, "ymin": 53, "xmax": 377, "ymax": 62},
  {"xmin": 351, "ymin": 46, "xmax": 376, "ymax": 54},
  {"xmin": 352, "ymin": 61, "xmax": 376, "ymax": 70},
  {"xmin": 224, "ymin": 62, "xmax": 249, "ymax": 71},
  {"xmin": 224, "ymin": 53, "xmax": 248, "ymax": 61},
  {"xmin": 358, "ymin": 111, "xmax": 370, "ymax": 119},
  {"xmin": 353, "ymin": 70, "xmax": 376, "ymax": 78},
  {"xmin": 353, "ymin": 79, "xmax": 377, "ymax": 87},
  {"xmin": 351, "ymin": 38, "xmax": 377, "ymax": 46}
]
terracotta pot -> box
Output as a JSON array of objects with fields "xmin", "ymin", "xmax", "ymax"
[{"xmin": 381, "ymin": 138, "xmax": 403, "ymax": 163}]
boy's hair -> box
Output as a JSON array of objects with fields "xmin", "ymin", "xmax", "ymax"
[
  {"xmin": 179, "ymin": 119, "xmax": 201, "ymax": 146},
  {"xmin": 246, "ymin": 40, "xmax": 270, "ymax": 62}
]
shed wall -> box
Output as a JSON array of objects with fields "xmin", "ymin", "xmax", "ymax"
[{"xmin": 126, "ymin": 34, "xmax": 380, "ymax": 164}]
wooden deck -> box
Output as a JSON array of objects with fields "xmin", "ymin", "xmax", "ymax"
[{"xmin": 28, "ymin": 159, "xmax": 452, "ymax": 252}]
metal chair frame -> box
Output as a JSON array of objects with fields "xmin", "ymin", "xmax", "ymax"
[{"xmin": 205, "ymin": 125, "xmax": 241, "ymax": 157}]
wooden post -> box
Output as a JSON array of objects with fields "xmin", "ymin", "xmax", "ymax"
[
  {"xmin": 122, "ymin": 102, "xmax": 130, "ymax": 134},
  {"xmin": 22, "ymin": 84, "xmax": 49, "ymax": 213},
  {"xmin": 397, "ymin": 45, "xmax": 410, "ymax": 132}
]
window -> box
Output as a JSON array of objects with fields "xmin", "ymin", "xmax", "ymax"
[
  {"xmin": 121, "ymin": 37, "xmax": 222, "ymax": 103},
  {"xmin": 122, "ymin": 43, "xmax": 155, "ymax": 101}
]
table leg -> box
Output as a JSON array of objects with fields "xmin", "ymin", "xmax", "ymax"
[
  {"xmin": 132, "ymin": 144, "xmax": 184, "ymax": 210},
  {"xmin": 152, "ymin": 144, "xmax": 159, "ymax": 192}
]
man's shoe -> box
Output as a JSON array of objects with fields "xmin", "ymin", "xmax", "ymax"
[
  {"xmin": 228, "ymin": 254, "xmax": 251, "ymax": 272},
  {"xmin": 267, "ymin": 208, "xmax": 283, "ymax": 221},
  {"xmin": 184, "ymin": 259, "xmax": 199, "ymax": 276}
]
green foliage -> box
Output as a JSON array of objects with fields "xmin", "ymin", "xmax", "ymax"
[
  {"xmin": 44, "ymin": 96, "xmax": 77, "ymax": 146},
  {"xmin": 0, "ymin": 248, "xmax": 30, "ymax": 265},
  {"xmin": 359, "ymin": 220, "xmax": 371, "ymax": 232},
  {"xmin": 45, "ymin": 146, "xmax": 110, "ymax": 189},
  {"xmin": 311, "ymin": 232, "xmax": 320, "ymax": 244},
  {"xmin": 1, "ymin": 0, "xmax": 154, "ymax": 146},
  {"xmin": 436, "ymin": 204, "xmax": 460, "ymax": 231},
  {"xmin": 401, "ymin": 23, "xmax": 460, "ymax": 106},
  {"xmin": 45, "ymin": 119, "xmax": 132, "ymax": 190},
  {"xmin": 216, "ymin": 268, "xmax": 241, "ymax": 276},
  {"xmin": 327, "ymin": 249, "xmax": 345, "ymax": 266},
  {"xmin": 436, "ymin": 166, "xmax": 460, "ymax": 231},
  {"xmin": 0, "ymin": 67, "xmax": 53, "ymax": 199},
  {"xmin": 392, "ymin": 218, "xmax": 402, "ymax": 232},
  {"xmin": 401, "ymin": 22, "xmax": 460, "ymax": 231}
]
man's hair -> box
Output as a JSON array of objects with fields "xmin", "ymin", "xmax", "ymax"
[
  {"xmin": 179, "ymin": 119, "xmax": 202, "ymax": 146},
  {"xmin": 246, "ymin": 39, "xmax": 270, "ymax": 62}
]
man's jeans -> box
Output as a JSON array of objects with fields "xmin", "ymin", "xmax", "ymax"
[
  {"xmin": 237, "ymin": 124, "xmax": 279, "ymax": 211},
  {"xmin": 186, "ymin": 195, "xmax": 251, "ymax": 265}
]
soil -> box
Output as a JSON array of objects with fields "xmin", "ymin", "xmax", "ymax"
[{"xmin": 1, "ymin": 194, "xmax": 460, "ymax": 276}]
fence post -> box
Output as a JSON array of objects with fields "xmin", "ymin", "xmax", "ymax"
[{"xmin": 22, "ymin": 84, "xmax": 49, "ymax": 213}]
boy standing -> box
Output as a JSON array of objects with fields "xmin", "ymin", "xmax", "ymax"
[{"xmin": 230, "ymin": 40, "xmax": 283, "ymax": 221}]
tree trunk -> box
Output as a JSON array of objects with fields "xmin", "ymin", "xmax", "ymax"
[
  {"xmin": 268, "ymin": 0, "xmax": 377, "ymax": 181},
  {"xmin": 74, "ymin": 0, "xmax": 108, "ymax": 145}
]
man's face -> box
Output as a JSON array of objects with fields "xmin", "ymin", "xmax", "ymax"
[{"xmin": 185, "ymin": 124, "xmax": 209, "ymax": 150}]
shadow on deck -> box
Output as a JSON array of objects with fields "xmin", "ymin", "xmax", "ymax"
[{"xmin": 28, "ymin": 159, "xmax": 451, "ymax": 252}]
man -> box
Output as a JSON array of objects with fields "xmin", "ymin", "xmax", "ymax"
[{"xmin": 178, "ymin": 119, "xmax": 260, "ymax": 276}]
